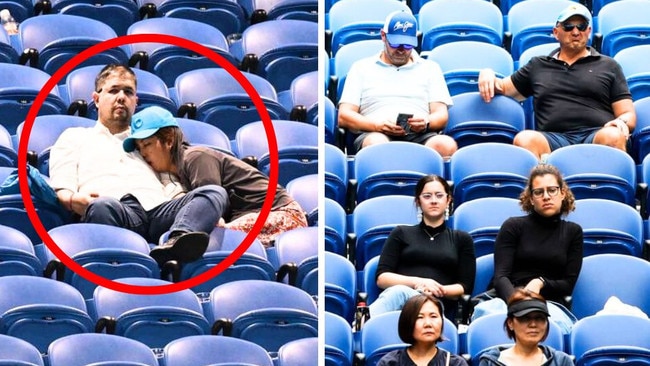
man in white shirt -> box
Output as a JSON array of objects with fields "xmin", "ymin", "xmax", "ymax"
[
  {"xmin": 49, "ymin": 64, "xmax": 229, "ymax": 267},
  {"xmin": 338, "ymin": 10, "xmax": 457, "ymax": 158}
]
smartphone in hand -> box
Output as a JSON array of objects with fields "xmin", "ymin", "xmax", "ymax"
[{"xmin": 396, "ymin": 113, "xmax": 413, "ymax": 131}]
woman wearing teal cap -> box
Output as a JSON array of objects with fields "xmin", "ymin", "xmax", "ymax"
[{"xmin": 123, "ymin": 106, "xmax": 307, "ymax": 246}]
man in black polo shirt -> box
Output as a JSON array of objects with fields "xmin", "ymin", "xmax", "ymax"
[{"xmin": 477, "ymin": 3, "xmax": 635, "ymax": 160}]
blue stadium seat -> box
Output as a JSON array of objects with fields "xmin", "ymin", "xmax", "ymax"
[
  {"xmin": 277, "ymin": 337, "xmax": 319, "ymax": 366},
  {"xmin": 327, "ymin": 0, "xmax": 410, "ymax": 56},
  {"xmin": 0, "ymin": 275, "xmax": 94, "ymax": 355},
  {"xmin": 362, "ymin": 255, "xmax": 381, "ymax": 304},
  {"xmin": 325, "ymin": 252, "xmax": 356, "ymax": 322},
  {"xmin": 235, "ymin": 120, "xmax": 318, "ymax": 186},
  {"xmin": 92, "ymin": 277, "xmax": 211, "ymax": 351},
  {"xmin": 0, "ymin": 224, "xmax": 41, "ymax": 277},
  {"xmin": 275, "ymin": 226, "xmax": 318, "ymax": 295},
  {"xmin": 127, "ymin": 18, "xmax": 238, "ymax": 86},
  {"xmin": 418, "ymin": 0, "xmax": 503, "ymax": 51},
  {"xmin": 596, "ymin": 0, "xmax": 650, "ymax": 56},
  {"xmin": 507, "ymin": 0, "xmax": 580, "ymax": 60},
  {"xmin": 44, "ymin": 0, "xmax": 139, "ymax": 35},
  {"xmin": 286, "ymin": 174, "xmax": 318, "ymax": 226},
  {"xmin": 16, "ymin": 115, "xmax": 96, "ymax": 176},
  {"xmin": 0, "ymin": 63, "xmax": 68, "ymax": 135},
  {"xmin": 450, "ymin": 197, "xmax": 523, "ymax": 257},
  {"xmin": 614, "ymin": 44, "xmax": 650, "ymax": 101},
  {"xmin": 632, "ymin": 97, "xmax": 650, "ymax": 163},
  {"xmin": 445, "ymin": 93, "xmax": 526, "ymax": 149},
  {"xmin": 351, "ymin": 195, "xmax": 419, "ymax": 270},
  {"xmin": 208, "ymin": 280, "xmax": 318, "ymax": 353},
  {"xmin": 48, "ymin": 333, "xmax": 158, "ymax": 366},
  {"xmin": 325, "ymin": 312, "xmax": 354, "ymax": 366},
  {"xmin": 449, "ymin": 143, "xmax": 538, "ymax": 208},
  {"xmin": 0, "ymin": 333, "xmax": 44, "ymax": 366},
  {"xmin": 546, "ymin": 144, "xmax": 637, "ymax": 206},
  {"xmin": 135, "ymin": 0, "xmax": 247, "ymax": 37},
  {"xmin": 359, "ymin": 310, "xmax": 459, "ymax": 366},
  {"xmin": 174, "ymin": 68, "xmax": 289, "ymax": 142},
  {"xmin": 42, "ymin": 223, "xmax": 160, "ymax": 300},
  {"xmin": 570, "ymin": 314, "xmax": 650, "ymax": 365},
  {"xmin": 17, "ymin": 14, "xmax": 129, "ymax": 78},
  {"xmin": 325, "ymin": 143, "xmax": 348, "ymax": 209},
  {"xmin": 248, "ymin": 0, "xmax": 318, "ymax": 23},
  {"xmin": 232, "ymin": 19, "xmax": 318, "ymax": 92},
  {"xmin": 0, "ymin": 26, "xmax": 18, "ymax": 64},
  {"xmin": 465, "ymin": 313, "xmax": 564, "ymax": 365},
  {"xmin": 330, "ymin": 39, "xmax": 383, "ymax": 103},
  {"xmin": 0, "ymin": 124, "xmax": 17, "ymax": 168},
  {"xmin": 516, "ymin": 42, "xmax": 559, "ymax": 69},
  {"xmin": 427, "ymin": 41, "xmax": 513, "ymax": 96},
  {"xmin": 472, "ymin": 253, "xmax": 495, "ymax": 299},
  {"xmin": 176, "ymin": 118, "xmax": 233, "ymax": 156},
  {"xmin": 353, "ymin": 141, "xmax": 445, "ymax": 203},
  {"xmin": 571, "ymin": 254, "xmax": 650, "ymax": 319},
  {"xmin": 285, "ymin": 70, "xmax": 318, "ymax": 124},
  {"xmin": 324, "ymin": 198, "xmax": 347, "ymax": 256},
  {"xmin": 158, "ymin": 227, "xmax": 275, "ymax": 296},
  {"xmin": 0, "ymin": 0, "xmax": 32, "ymax": 23},
  {"xmin": 63, "ymin": 65, "xmax": 177, "ymax": 120},
  {"xmin": 324, "ymin": 97, "xmax": 340, "ymax": 146},
  {"xmin": 162, "ymin": 335, "xmax": 274, "ymax": 366}
]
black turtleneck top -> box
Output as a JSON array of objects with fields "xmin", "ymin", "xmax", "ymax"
[
  {"xmin": 376, "ymin": 221, "xmax": 476, "ymax": 314},
  {"xmin": 493, "ymin": 211, "xmax": 583, "ymax": 303}
]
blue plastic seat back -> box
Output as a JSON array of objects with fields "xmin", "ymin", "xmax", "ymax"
[
  {"xmin": 598, "ymin": 0, "xmax": 650, "ymax": 56},
  {"xmin": 0, "ymin": 224, "xmax": 41, "ymax": 277},
  {"xmin": 325, "ymin": 252, "xmax": 356, "ymax": 322},
  {"xmin": 450, "ymin": 197, "xmax": 523, "ymax": 257},
  {"xmin": 251, "ymin": 0, "xmax": 318, "ymax": 23},
  {"xmin": 632, "ymin": 98, "xmax": 650, "ymax": 163},
  {"xmin": 324, "ymin": 143, "xmax": 348, "ymax": 208},
  {"xmin": 0, "ymin": 63, "xmax": 68, "ymax": 135},
  {"xmin": 324, "ymin": 97, "xmax": 339, "ymax": 145},
  {"xmin": 275, "ymin": 226, "xmax": 319, "ymax": 293},
  {"xmin": 277, "ymin": 337, "xmax": 318, "ymax": 366},
  {"xmin": 288, "ymin": 70, "xmax": 318, "ymax": 124},
  {"xmin": 327, "ymin": 0, "xmax": 410, "ymax": 56},
  {"xmin": 92, "ymin": 277, "xmax": 210, "ymax": 349},
  {"xmin": 48, "ymin": 0, "xmax": 139, "ymax": 36},
  {"xmin": 48, "ymin": 333, "xmax": 158, "ymax": 366},
  {"xmin": 127, "ymin": 18, "xmax": 238, "ymax": 86},
  {"xmin": 419, "ymin": 0, "xmax": 503, "ymax": 51},
  {"xmin": 324, "ymin": 197, "xmax": 347, "ymax": 256},
  {"xmin": 325, "ymin": 312, "xmax": 354, "ymax": 366},
  {"xmin": 571, "ymin": 254, "xmax": 650, "ymax": 319},
  {"xmin": 547, "ymin": 144, "xmax": 637, "ymax": 206},
  {"xmin": 0, "ymin": 27, "xmax": 18, "ymax": 64},
  {"xmin": 427, "ymin": 41, "xmax": 513, "ymax": 96},
  {"xmin": 449, "ymin": 143, "xmax": 538, "ymax": 208},
  {"xmin": 0, "ymin": 333, "xmax": 44, "ymax": 366},
  {"xmin": 332, "ymin": 39, "xmax": 383, "ymax": 103},
  {"xmin": 162, "ymin": 335, "xmax": 274, "ymax": 366},
  {"xmin": 472, "ymin": 253, "xmax": 494, "ymax": 297},
  {"xmin": 353, "ymin": 141, "xmax": 445, "ymax": 203},
  {"xmin": 18, "ymin": 14, "xmax": 128, "ymax": 77},
  {"xmin": 175, "ymin": 118, "xmax": 233, "ymax": 155},
  {"xmin": 0, "ymin": 124, "xmax": 17, "ymax": 168},
  {"xmin": 517, "ymin": 42, "xmax": 559, "ymax": 69},
  {"xmin": 0, "ymin": 275, "xmax": 94, "ymax": 354},
  {"xmin": 570, "ymin": 314, "xmax": 650, "ymax": 365},
  {"xmin": 614, "ymin": 45, "xmax": 650, "ymax": 101},
  {"xmin": 352, "ymin": 195, "xmax": 419, "ymax": 270},
  {"xmin": 286, "ymin": 175, "xmax": 318, "ymax": 226},
  {"xmin": 446, "ymin": 93, "xmax": 526, "ymax": 149}
]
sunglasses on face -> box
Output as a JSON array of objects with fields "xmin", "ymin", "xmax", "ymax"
[
  {"xmin": 388, "ymin": 43, "xmax": 414, "ymax": 50},
  {"xmin": 560, "ymin": 22, "xmax": 589, "ymax": 32}
]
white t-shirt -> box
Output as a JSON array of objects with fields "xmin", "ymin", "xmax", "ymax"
[
  {"xmin": 49, "ymin": 122, "xmax": 168, "ymax": 211},
  {"xmin": 339, "ymin": 51, "xmax": 453, "ymax": 125}
]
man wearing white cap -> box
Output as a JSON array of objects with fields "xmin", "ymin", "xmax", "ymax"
[
  {"xmin": 478, "ymin": 3, "xmax": 635, "ymax": 160},
  {"xmin": 338, "ymin": 10, "xmax": 457, "ymax": 158}
]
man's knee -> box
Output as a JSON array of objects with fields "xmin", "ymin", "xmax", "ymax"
[
  {"xmin": 189, "ymin": 185, "xmax": 229, "ymax": 209},
  {"xmin": 594, "ymin": 126, "xmax": 627, "ymax": 150},
  {"xmin": 425, "ymin": 135, "xmax": 458, "ymax": 159},
  {"xmin": 361, "ymin": 133, "xmax": 390, "ymax": 148},
  {"xmin": 83, "ymin": 197, "xmax": 122, "ymax": 223},
  {"xmin": 513, "ymin": 130, "xmax": 550, "ymax": 158}
]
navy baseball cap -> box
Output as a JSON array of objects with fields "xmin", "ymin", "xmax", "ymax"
[
  {"xmin": 123, "ymin": 106, "xmax": 178, "ymax": 152},
  {"xmin": 382, "ymin": 10, "xmax": 418, "ymax": 47}
]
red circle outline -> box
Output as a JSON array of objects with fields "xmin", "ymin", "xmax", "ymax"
[{"xmin": 17, "ymin": 34, "xmax": 279, "ymax": 295}]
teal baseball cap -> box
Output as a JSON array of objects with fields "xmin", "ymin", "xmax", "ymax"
[
  {"xmin": 123, "ymin": 106, "xmax": 178, "ymax": 152},
  {"xmin": 556, "ymin": 3, "xmax": 592, "ymax": 25}
]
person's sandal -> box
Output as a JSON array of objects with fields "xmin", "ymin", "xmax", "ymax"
[{"xmin": 150, "ymin": 231, "xmax": 209, "ymax": 267}]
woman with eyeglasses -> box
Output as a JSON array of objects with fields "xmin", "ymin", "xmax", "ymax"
[
  {"xmin": 478, "ymin": 288, "xmax": 574, "ymax": 366},
  {"xmin": 474, "ymin": 164, "xmax": 583, "ymax": 332},
  {"xmin": 367, "ymin": 174, "xmax": 476, "ymax": 323}
]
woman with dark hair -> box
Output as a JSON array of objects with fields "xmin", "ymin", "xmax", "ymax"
[
  {"xmin": 122, "ymin": 106, "xmax": 308, "ymax": 247},
  {"xmin": 369, "ymin": 174, "xmax": 475, "ymax": 322},
  {"xmin": 478, "ymin": 288, "xmax": 573, "ymax": 366},
  {"xmin": 473, "ymin": 164, "xmax": 583, "ymax": 332},
  {"xmin": 378, "ymin": 294, "xmax": 468, "ymax": 366}
]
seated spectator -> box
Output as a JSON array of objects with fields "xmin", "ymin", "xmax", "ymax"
[
  {"xmin": 122, "ymin": 106, "xmax": 308, "ymax": 247},
  {"xmin": 478, "ymin": 288, "xmax": 574, "ymax": 366},
  {"xmin": 377, "ymin": 294, "xmax": 469, "ymax": 366},
  {"xmin": 337, "ymin": 10, "xmax": 457, "ymax": 158}
]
